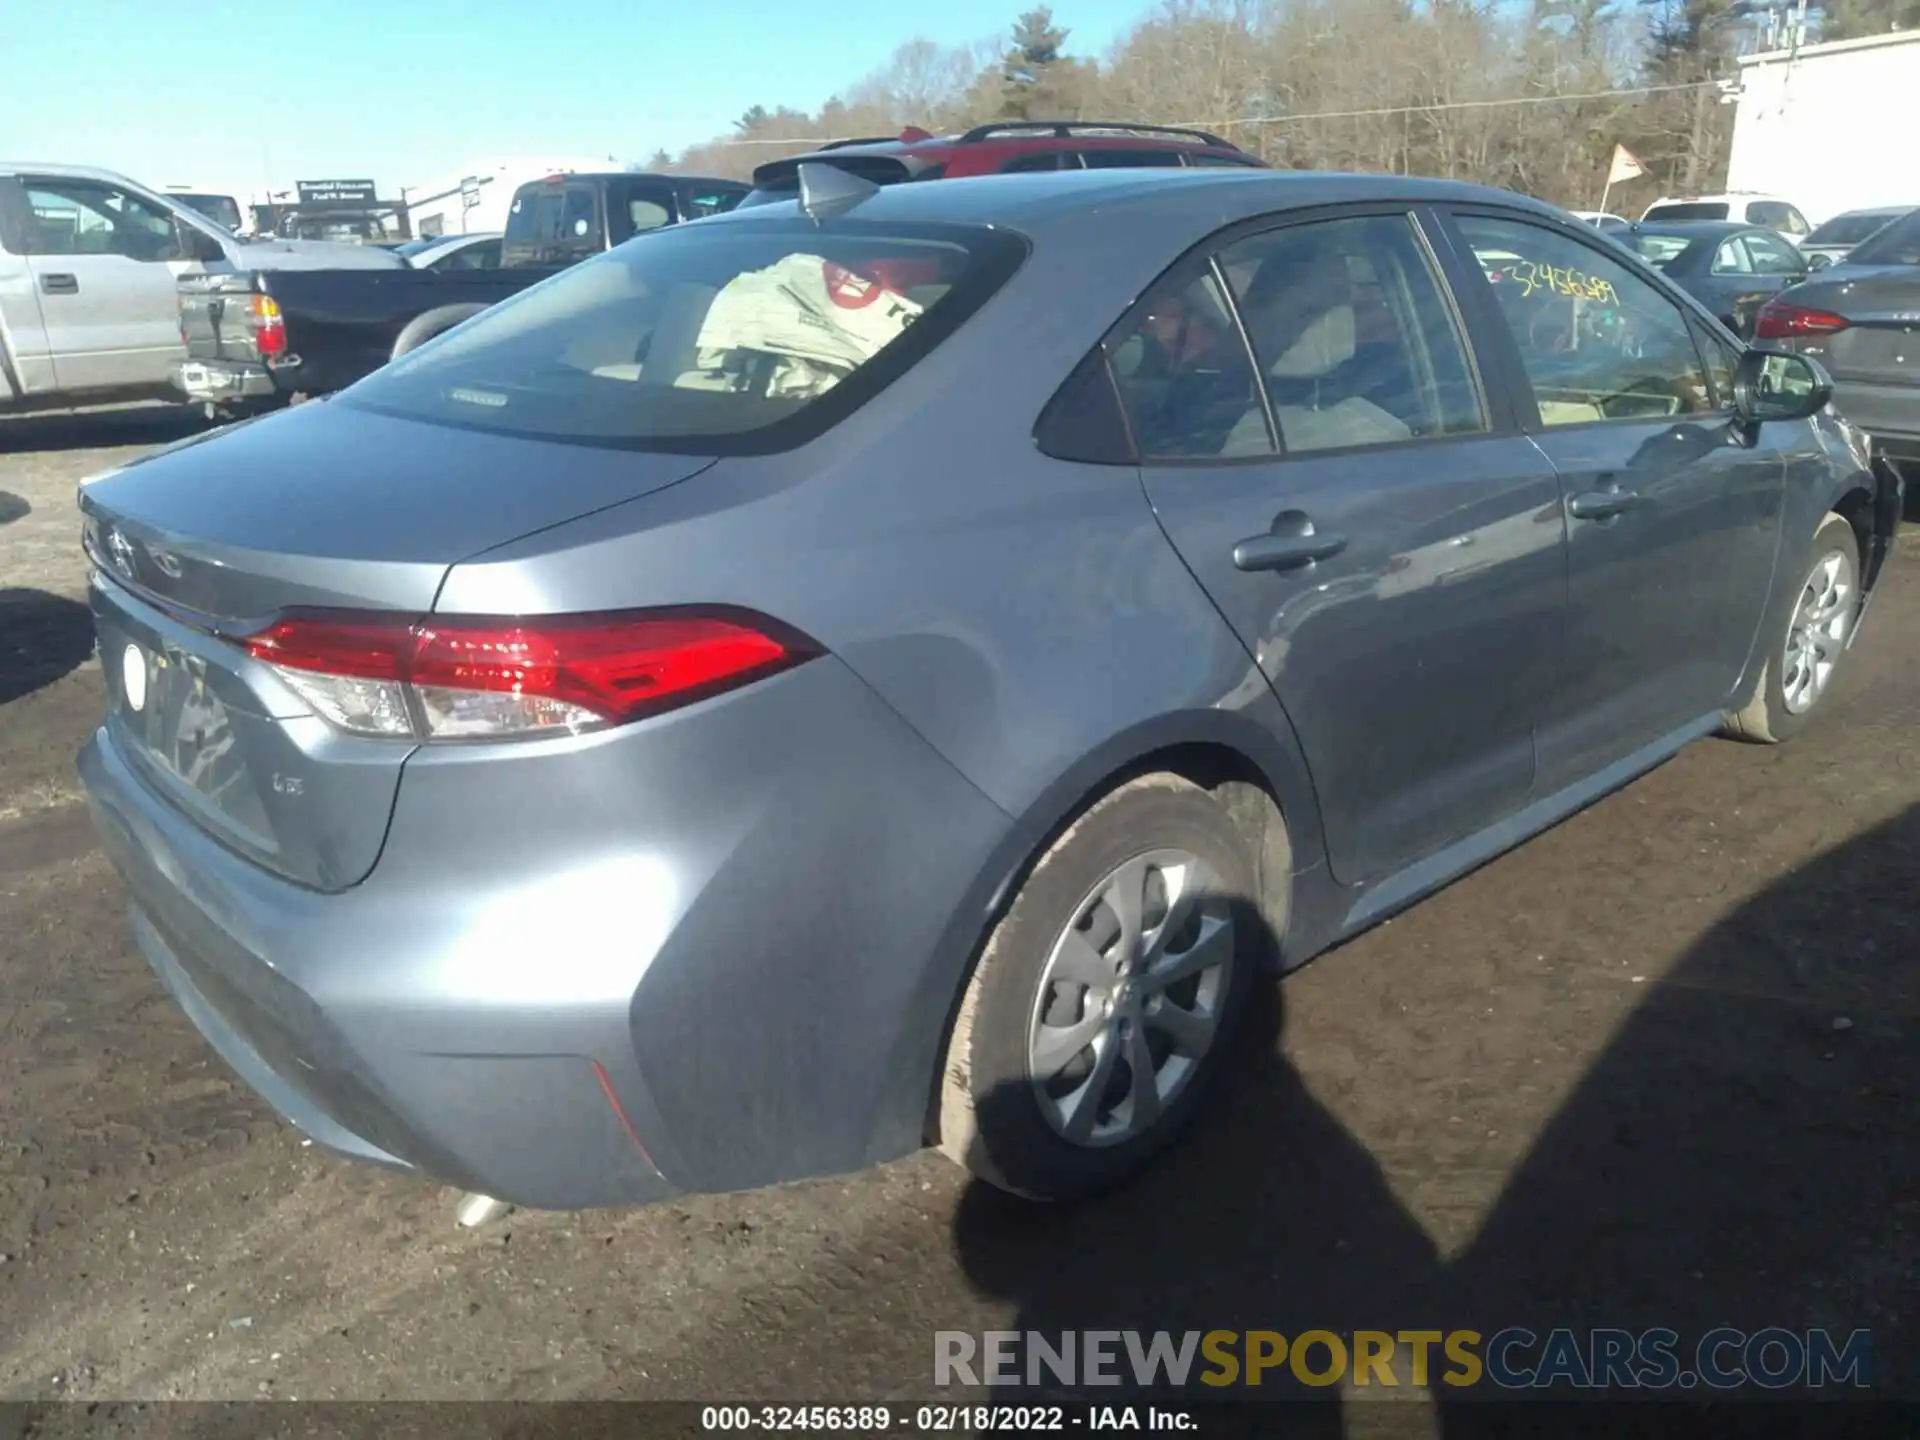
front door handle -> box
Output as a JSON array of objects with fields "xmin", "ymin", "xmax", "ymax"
[
  {"xmin": 1233, "ymin": 511, "xmax": 1348, "ymax": 573},
  {"xmin": 38, "ymin": 272, "xmax": 78, "ymax": 296},
  {"xmin": 1567, "ymin": 488, "xmax": 1643, "ymax": 521}
]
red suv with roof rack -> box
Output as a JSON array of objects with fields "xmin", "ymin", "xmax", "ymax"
[{"xmin": 739, "ymin": 121, "xmax": 1266, "ymax": 206}]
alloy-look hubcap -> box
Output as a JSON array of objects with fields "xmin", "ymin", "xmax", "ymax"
[
  {"xmin": 1781, "ymin": 546, "xmax": 1857, "ymax": 715},
  {"xmin": 1027, "ymin": 849, "xmax": 1235, "ymax": 1148}
]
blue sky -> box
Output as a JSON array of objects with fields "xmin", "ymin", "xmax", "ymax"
[{"xmin": 4, "ymin": 0, "xmax": 1145, "ymax": 201}]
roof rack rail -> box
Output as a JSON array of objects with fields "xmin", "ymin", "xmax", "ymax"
[
  {"xmin": 955, "ymin": 120, "xmax": 1239, "ymax": 149},
  {"xmin": 813, "ymin": 136, "xmax": 902, "ymax": 152}
]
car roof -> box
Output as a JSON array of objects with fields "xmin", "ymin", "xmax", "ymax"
[
  {"xmin": 0, "ymin": 161, "xmax": 145, "ymax": 186},
  {"xmin": 1827, "ymin": 205, "xmax": 1914, "ymax": 219},
  {"xmin": 715, "ymin": 166, "xmax": 1568, "ymax": 233},
  {"xmin": 516, "ymin": 171, "xmax": 744, "ymax": 186}
]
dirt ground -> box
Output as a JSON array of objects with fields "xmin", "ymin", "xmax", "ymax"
[{"xmin": 2, "ymin": 410, "xmax": 1918, "ymax": 1424}]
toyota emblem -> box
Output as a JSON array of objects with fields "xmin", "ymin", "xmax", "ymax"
[{"xmin": 106, "ymin": 527, "xmax": 138, "ymax": 580}]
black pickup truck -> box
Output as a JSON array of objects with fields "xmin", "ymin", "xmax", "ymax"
[{"xmin": 173, "ymin": 171, "xmax": 748, "ymax": 414}]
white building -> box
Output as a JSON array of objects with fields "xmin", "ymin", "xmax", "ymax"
[
  {"xmin": 401, "ymin": 155, "xmax": 640, "ymax": 238},
  {"xmin": 1727, "ymin": 29, "xmax": 1920, "ymax": 227}
]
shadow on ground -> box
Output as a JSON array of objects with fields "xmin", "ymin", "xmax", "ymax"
[
  {"xmin": 0, "ymin": 405, "xmax": 209, "ymax": 455},
  {"xmin": 0, "ymin": 589, "xmax": 95, "ymax": 705},
  {"xmin": 951, "ymin": 804, "xmax": 1920, "ymax": 1428},
  {"xmin": 0, "ymin": 491, "xmax": 28, "ymax": 526}
]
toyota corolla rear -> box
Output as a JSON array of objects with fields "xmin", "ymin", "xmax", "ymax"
[{"xmin": 78, "ymin": 209, "xmax": 1029, "ymax": 1207}]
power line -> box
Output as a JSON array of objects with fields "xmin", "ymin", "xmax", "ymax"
[{"xmin": 704, "ymin": 78, "xmax": 1723, "ymax": 149}]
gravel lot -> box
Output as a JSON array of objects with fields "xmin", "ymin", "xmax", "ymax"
[{"xmin": 2, "ymin": 408, "xmax": 1918, "ymax": 1420}]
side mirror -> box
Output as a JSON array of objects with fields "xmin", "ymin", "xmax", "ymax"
[{"xmin": 1734, "ymin": 347, "xmax": 1833, "ymax": 425}]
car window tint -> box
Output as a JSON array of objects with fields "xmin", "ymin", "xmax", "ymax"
[
  {"xmin": 345, "ymin": 220, "xmax": 1024, "ymax": 451},
  {"xmin": 441, "ymin": 240, "xmax": 501, "ymax": 271},
  {"xmin": 1631, "ymin": 234, "xmax": 1691, "ymax": 270},
  {"xmin": 1218, "ymin": 215, "xmax": 1484, "ymax": 453},
  {"xmin": 1106, "ymin": 267, "xmax": 1271, "ymax": 459},
  {"xmin": 1689, "ymin": 316, "xmax": 1739, "ymax": 409},
  {"xmin": 1456, "ymin": 214, "xmax": 1714, "ymax": 427},
  {"xmin": 1078, "ymin": 149, "xmax": 1187, "ymax": 169},
  {"xmin": 681, "ymin": 188, "xmax": 744, "ymax": 219},
  {"xmin": 1744, "ymin": 231, "xmax": 1805, "ymax": 276},
  {"xmin": 1712, "ymin": 237, "xmax": 1754, "ymax": 275},
  {"xmin": 1187, "ymin": 153, "xmax": 1263, "ymax": 168},
  {"xmin": 999, "ymin": 152, "xmax": 1071, "ymax": 173},
  {"xmin": 21, "ymin": 180, "xmax": 178, "ymax": 261}
]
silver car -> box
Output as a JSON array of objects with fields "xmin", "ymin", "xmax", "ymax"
[{"xmin": 79, "ymin": 167, "xmax": 1897, "ymax": 1211}]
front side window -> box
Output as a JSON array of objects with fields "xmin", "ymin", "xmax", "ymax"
[
  {"xmin": 19, "ymin": 180, "xmax": 178, "ymax": 261},
  {"xmin": 1455, "ymin": 214, "xmax": 1714, "ymax": 426},
  {"xmin": 1106, "ymin": 267, "xmax": 1270, "ymax": 460},
  {"xmin": 1218, "ymin": 214, "xmax": 1485, "ymax": 452},
  {"xmin": 342, "ymin": 218, "xmax": 1024, "ymax": 452}
]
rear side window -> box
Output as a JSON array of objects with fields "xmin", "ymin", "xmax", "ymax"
[
  {"xmin": 1219, "ymin": 215, "xmax": 1485, "ymax": 451},
  {"xmin": 1847, "ymin": 209, "xmax": 1920, "ymax": 265},
  {"xmin": 1078, "ymin": 149, "xmax": 1187, "ymax": 169},
  {"xmin": 1807, "ymin": 210, "xmax": 1907, "ymax": 246},
  {"xmin": 1107, "ymin": 267, "xmax": 1270, "ymax": 459},
  {"xmin": 1645, "ymin": 202, "xmax": 1730, "ymax": 222},
  {"xmin": 1187, "ymin": 153, "xmax": 1263, "ymax": 168},
  {"xmin": 1747, "ymin": 201, "xmax": 1808, "ymax": 235},
  {"xmin": 1711, "ymin": 238, "xmax": 1754, "ymax": 275},
  {"xmin": 342, "ymin": 219, "xmax": 1026, "ymax": 453},
  {"xmin": 1000, "ymin": 152, "xmax": 1073, "ymax": 173},
  {"xmin": 503, "ymin": 184, "xmax": 603, "ymax": 263},
  {"xmin": 1744, "ymin": 231, "xmax": 1805, "ymax": 275}
]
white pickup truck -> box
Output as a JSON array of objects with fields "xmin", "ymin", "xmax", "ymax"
[{"xmin": 0, "ymin": 162, "xmax": 400, "ymax": 415}]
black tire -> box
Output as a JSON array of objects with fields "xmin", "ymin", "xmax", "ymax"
[
  {"xmin": 390, "ymin": 303, "xmax": 490, "ymax": 361},
  {"xmin": 1724, "ymin": 510, "xmax": 1863, "ymax": 744},
  {"xmin": 938, "ymin": 773, "xmax": 1263, "ymax": 1202}
]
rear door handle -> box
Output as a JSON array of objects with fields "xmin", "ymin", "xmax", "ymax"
[
  {"xmin": 1232, "ymin": 512, "xmax": 1348, "ymax": 573},
  {"xmin": 38, "ymin": 272, "xmax": 78, "ymax": 295},
  {"xmin": 1567, "ymin": 488, "xmax": 1643, "ymax": 521}
]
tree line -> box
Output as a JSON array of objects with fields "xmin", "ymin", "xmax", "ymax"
[{"xmin": 650, "ymin": 0, "xmax": 1920, "ymax": 210}]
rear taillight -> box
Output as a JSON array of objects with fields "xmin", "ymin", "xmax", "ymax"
[
  {"xmin": 248, "ymin": 293, "xmax": 287, "ymax": 358},
  {"xmin": 1754, "ymin": 302, "xmax": 1850, "ymax": 341},
  {"xmin": 240, "ymin": 609, "xmax": 815, "ymax": 741}
]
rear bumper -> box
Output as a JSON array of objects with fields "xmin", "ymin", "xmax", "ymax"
[
  {"xmin": 79, "ymin": 656, "xmax": 1013, "ymax": 1209},
  {"xmin": 170, "ymin": 358, "xmax": 291, "ymax": 403}
]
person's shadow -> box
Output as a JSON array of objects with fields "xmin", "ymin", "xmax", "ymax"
[{"xmin": 953, "ymin": 804, "xmax": 1920, "ymax": 1432}]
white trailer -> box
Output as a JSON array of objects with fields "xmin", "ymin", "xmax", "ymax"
[
  {"xmin": 1727, "ymin": 29, "xmax": 1920, "ymax": 228},
  {"xmin": 400, "ymin": 156, "xmax": 639, "ymax": 239}
]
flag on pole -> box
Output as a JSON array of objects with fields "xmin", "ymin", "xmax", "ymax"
[{"xmin": 1606, "ymin": 144, "xmax": 1646, "ymax": 185}]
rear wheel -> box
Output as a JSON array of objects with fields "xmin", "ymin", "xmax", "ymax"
[
  {"xmin": 391, "ymin": 303, "xmax": 490, "ymax": 361},
  {"xmin": 938, "ymin": 774, "xmax": 1261, "ymax": 1201},
  {"xmin": 1724, "ymin": 510, "xmax": 1862, "ymax": 743}
]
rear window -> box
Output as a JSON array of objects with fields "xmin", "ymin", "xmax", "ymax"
[
  {"xmin": 503, "ymin": 184, "xmax": 603, "ymax": 264},
  {"xmin": 1630, "ymin": 234, "xmax": 1692, "ymax": 269},
  {"xmin": 1644, "ymin": 202, "xmax": 1729, "ymax": 222},
  {"xmin": 341, "ymin": 218, "xmax": 1026, "ymax": 453},
  {"xmin": 1808, "ymin": 210, "xmax": 1909, "ymax": 246},
  {"xmin": 1848, "ymin": 209, "xmax": 1920, "ymax": 266}
]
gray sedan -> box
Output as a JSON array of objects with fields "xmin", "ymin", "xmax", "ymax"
[{"xmin": 78, "ymin": 166, "xmax": 1899, "ymax": 1212}]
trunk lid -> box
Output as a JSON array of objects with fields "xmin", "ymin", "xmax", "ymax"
[
  {"xmin": 1782, "ymin": 266, "xmax": 1920, "ymax": 387},
  {"xmin": 80, "ymin": 401, "xmax": 715, "ymax": 890},
  {"xmin": 178, "ymin": 272, "xmax": 259, "ymax": 363}
]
